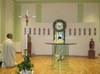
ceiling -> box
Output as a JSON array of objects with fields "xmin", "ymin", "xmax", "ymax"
[{"xmin": 13, "ymin": 0, "xmax": 100, "ymax": 4}]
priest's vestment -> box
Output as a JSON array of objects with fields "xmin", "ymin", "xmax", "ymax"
[{"xmin": 3, "ymin": 38, "xmax": 16, "ymax": 67}]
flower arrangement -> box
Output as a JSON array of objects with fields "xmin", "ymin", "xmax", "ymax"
[{"xmin": 16, "ymin": 49, "xmax": 34, "ymax": 74}]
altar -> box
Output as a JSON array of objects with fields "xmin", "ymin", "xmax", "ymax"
[{"xmin": 46, "ymin": 43, "xmax": 76, "ymax": 69}]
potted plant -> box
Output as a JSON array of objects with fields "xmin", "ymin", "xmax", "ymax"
[{"xmin": 16, "ymin": 49, "xmax": 34, "ymax": 74}]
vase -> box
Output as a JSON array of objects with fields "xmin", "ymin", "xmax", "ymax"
[
  {"xmin": 22, "ymin": 70, "xmax": 29, "ymax": 74},
  {"xmin": 20, "ymin": 70, "xmax": 34, "ymax": 74}
]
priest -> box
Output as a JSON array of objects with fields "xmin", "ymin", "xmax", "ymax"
[
  {"xmin": 54, "ymin": 36, "xmax": 65, "ymax": 61},
  {"xmin": 2, "ymin": 33, "xmax": 16, "ymax": 67}
]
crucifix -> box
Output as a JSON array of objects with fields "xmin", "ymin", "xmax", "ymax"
[{"xmin": 19, "ymin": 10, "xmax": 36, "ymax": 55}]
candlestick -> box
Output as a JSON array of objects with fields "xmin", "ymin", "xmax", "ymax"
[
  {"xmin": 25, "ymin": 26, "xmax": 29, "ymax": 49},
  {"xmin": 26, "ymin": 34, "xmax": 28, "ymax": 49}
]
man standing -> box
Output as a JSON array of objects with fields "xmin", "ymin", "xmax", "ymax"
[{"xmin": 3, "ymin": 33, "xmax": 16, "ymax": 67}]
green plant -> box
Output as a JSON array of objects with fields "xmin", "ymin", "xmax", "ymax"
[{"xmin": 16, "ymin": 49, "xmax": 34, "ymax": 74}]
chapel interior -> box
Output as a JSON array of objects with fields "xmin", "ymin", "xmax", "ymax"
[{"xmin": 0, "ymin": 0, "xmax": 100, "ymax": 74}]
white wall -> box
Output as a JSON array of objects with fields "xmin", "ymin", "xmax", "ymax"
[
  {"xmin": 21, "ymin": 4, "xmax": 36, "ymax": 54},
  {"xmin": 83, "ymin": 3, "xmax": 100, "ymax": 54},
  {"xmin": 20, "ymin": 3, "xmax": 78, "ymax": 54},
  {"xmin": 5, "ymin": 0, "xmax": 14, "ymax": 35},
  {"xmin": 1, "ymin": 2, "xmax": 99, "ymax": 55},
  {"xmin": 84, "ymin": 3, "xmax": 99, "ymax": 23},
  {"xmin": 20, "ymin": 22, "xmax": 99, "ymax": 57},
  {"xmin": 66, "ymin": 23, "xmax": 99, "ymax": 57},
  {"xmin": 41, "ymin": 3, "xmax": 77, "ymax": 23},
  {"xmin": 0, "ymin": 44, "xmax": 3, "ymax": 52},
  {"xmin": 31, "ymin": 23, "xmax": 53, "ymax": 55},
  {"xmin": 20, "ymin": 3, "xmax": 100, "ymax": 56},
  {"xmin": 14, "ymin": 42, "xmax": 21, "ymax": 52},
  {"xmin": 0, "ymin": 0, "xmax": 2, "ymax": 43}
]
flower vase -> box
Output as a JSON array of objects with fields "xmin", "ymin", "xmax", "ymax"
[
  {"xmin": 22, "ymin": 70, "xmax": 29, "ymax": 74},
  {"xmin": 21, "ymin": 70, "xmax": 34, "ymax": 74}
]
